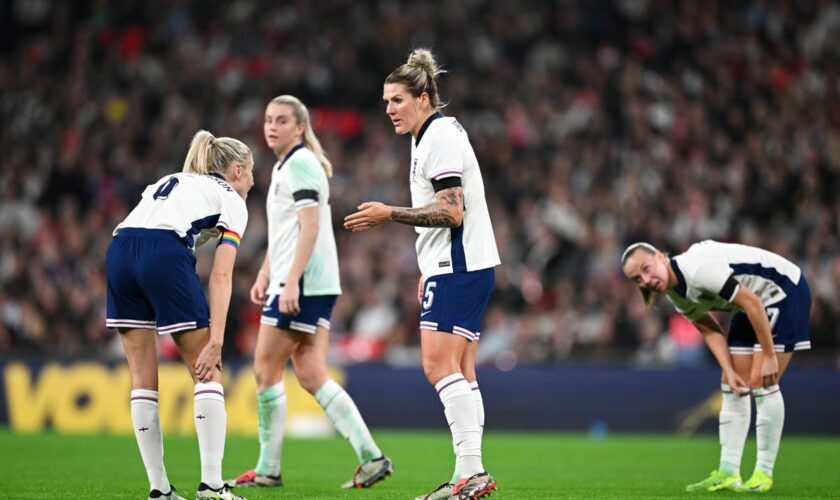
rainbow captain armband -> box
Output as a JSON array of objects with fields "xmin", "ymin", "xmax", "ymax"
[{"xmin": 218, "ymin": 230, "xmax": 241, "ymax": 249}]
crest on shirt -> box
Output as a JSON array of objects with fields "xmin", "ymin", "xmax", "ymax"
[{"xmin": 411, "ymin": 157, "xmax": 418, "ymax": 182}]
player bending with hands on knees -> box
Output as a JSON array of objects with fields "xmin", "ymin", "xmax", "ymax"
[
  {"xmin": 622, "ymin": 240, "xmax": 812, "ymax": 493},
  {"xmin": 228, "ymin": 95, "xmax": 392, "ymax": 491},
  {"xmin": 106, "ymin": 130, "xmax": 253, "ymax": 500},
  {"xmin": 345, "ymin": 48, "xmax": 500, "ymax": 500}
]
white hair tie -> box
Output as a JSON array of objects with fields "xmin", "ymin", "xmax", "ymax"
[{"xmin": 621, "ymin": 242, "xmax": 658, "ymax": 264}]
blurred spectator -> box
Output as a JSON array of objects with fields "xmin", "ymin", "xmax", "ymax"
[{"xmin": 1, "ymin": 0, "xmax": 839, "ymax": 367}]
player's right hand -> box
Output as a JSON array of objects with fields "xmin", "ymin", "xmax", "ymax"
[
  {"xmin": 250, "ymin": 272, "xmax": 268, "ymax": 305},
  {"xmin": 724, "ymin": 370, "xmax": 750, "ymax": 396},
  {"xmin": 343, "ymin": 201, "xmax": 392, "ymax": 232},
  {"xmin": 760, "ymin": 353, "xmax": 780, "ymax": 387},
  {"xmin": 195, "ymin": 340, "xmax": 222, "ymax": 383}
]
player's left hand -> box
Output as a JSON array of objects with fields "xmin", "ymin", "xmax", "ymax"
[
  {"xmin": 760, "ymin": 353, "xmax": 779, "ymax": 387},
  {"xmin": 343, "ymin": 202, "xmax": 392, "ymax": 232},
  {"xmin": 195, "ymin": 340, "xmax": 222, "ymax": 382},
  {"xmin": 280, "ymin": 281, "xmax": 301, "ymax": 315}
]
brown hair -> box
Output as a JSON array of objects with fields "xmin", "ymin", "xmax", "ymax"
[{"xmin": 385, "ymin": 48, "xmax": 447, "ymax": 109}]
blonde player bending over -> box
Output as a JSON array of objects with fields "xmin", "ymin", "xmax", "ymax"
[
  {"xmin": 106, "ymin": 130, "xmax": 253, "ymax": 500},
  {"xmin": 622, "ymin": 240, "xmax": 812, "ymax": 493}
]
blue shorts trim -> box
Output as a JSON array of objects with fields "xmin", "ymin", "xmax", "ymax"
[
  {"xmin": 106, "ymin": 229, "xmax": 209, "ymax": 335},
  {"xmin": 260, "ymin": 294, "xmax": 337, "ymax": 334},
  {"xmin": 419, "ymin": 268, "xmax": 495, "ymax": 342},
  {"xmin": 729, "ymin": 274, "xmax": 812, "ymax": 354}
]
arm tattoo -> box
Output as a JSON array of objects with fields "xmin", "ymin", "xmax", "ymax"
[{"xmin": 390, "ymin": 187, "xmax": 464, "ymax": 228}]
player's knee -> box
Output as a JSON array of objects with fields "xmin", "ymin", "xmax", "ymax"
[
  {"xmin": 421, "ymin": 365, "xmax": 438, "ymax": 385},
  {"xmin": 128, "ymin": 366, "xmax": 159, "ymax": 390},
  {"xmin": 421, "ymin": 359, "xmax": 456, "ymax": 385},
  {"xmin": 296, "ymin": 367, "xmax": 327, "ymax": 394},
  {"xmin": 253, "ymin": 358, "xmax": 280, "ymax": 388}
]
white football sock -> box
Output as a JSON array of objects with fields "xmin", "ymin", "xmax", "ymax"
[
  {"xmin": 315, "ymin": 379, "xmax": 382, "ymax": 463},
  {"xmin": 471, "ymin": 381, "xmax": 485, "ymax": 437},
  {"xmin": 130, "ymin": 389, "xmax": 171, "ymax": 493},
  {"xmin": 449, "ymin": 380, "xmax": 486, "ymax": 483},
  {"xmin": 719, "ymin": 384, "xmax": 751, "ymax": 476},
  {"xmin": 194, "ymin": 382, "xmax": 226, "ymax": 488},
  {"xmin": 753, "ymin": 385, "xmax": 784, "ymax": 476},
  {"xmin": 255, "ymin": 381, "xmax": 286, "ymax": 477},
  {"xmin": 437, "ymin": 373, "xmax": 483, "ymax": 479}
]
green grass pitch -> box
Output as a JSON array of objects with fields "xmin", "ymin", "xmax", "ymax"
[{"xmin": 1, "ymin": 429, "xmax": 838, "ymax": 499}]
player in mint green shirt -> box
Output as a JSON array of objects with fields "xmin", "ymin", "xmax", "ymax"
[{"xmin": 229, "ymin": 95, "xmax": 391, "ymax": 490}]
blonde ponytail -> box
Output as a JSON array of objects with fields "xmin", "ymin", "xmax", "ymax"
[
  {"xmin": 183, "ymin": 131, "xmax": 216, "ymax": 174},
  {"xmin": 183, "ymin": 130, "xmax": 251, "ymax": 175},
  {"xmin": 269, "ymin": 95, "xmax": 333, "ymax": 178}
]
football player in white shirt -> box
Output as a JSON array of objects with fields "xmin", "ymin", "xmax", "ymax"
[
  {"xmin": 229, "ymin": 95, "xmax": 391, "ymax": 490},
  {"xmin": 344, "ymin": 48, "xmax": 500, "ymax": 500},
  {"xmin": 622, "ymin": 240, "xmax": 813, "ymax": 493},
  {"xmin": 106, "ymin": 130, "xmax": 253, "ymax": 500}
]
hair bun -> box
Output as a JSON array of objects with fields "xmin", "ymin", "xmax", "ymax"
[{"xmin": 407, "ymin": 48, "xmax": 443, "ymax": 77}]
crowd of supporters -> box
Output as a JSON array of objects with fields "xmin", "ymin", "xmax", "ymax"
[{"xmin": 2, "ymin": 0, "xmax": 839, "ymax": 367}]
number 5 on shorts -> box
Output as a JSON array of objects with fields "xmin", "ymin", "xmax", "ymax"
[{"xmin": 423, "ymin": 281, "xmax": 437, "ymax": 309}]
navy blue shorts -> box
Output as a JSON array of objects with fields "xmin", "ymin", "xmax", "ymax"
[
  {"xmin": 419, "ymin": 268, "xmax": 495, "ymax": 342},
  {"xmin": 729, "ymin": 274, "xmax": 812, "ymax": 354},
  {"xmin": 106, "ymin": 228, "xmax": 209, "ymax": 335},
  {"xmin": 260, "ymin": 293, "xmax": 337, "ymax": 334}
]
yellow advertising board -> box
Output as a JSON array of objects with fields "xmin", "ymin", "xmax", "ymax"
[{"xmin": 3, "ymin": 362, "xmax": 343, "ymax": 436}]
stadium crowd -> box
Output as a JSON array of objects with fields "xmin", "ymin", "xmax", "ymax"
[{"xmin": 2, "ymin": 0, "xmax": 840, "ymax": 368}]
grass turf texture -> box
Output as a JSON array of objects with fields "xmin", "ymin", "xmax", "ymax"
[{"xmin": 1, "ymin": 429, "xmax": 837, "ymax": 499}]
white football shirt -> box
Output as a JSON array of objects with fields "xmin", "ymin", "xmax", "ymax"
[
  {"xmin": 409, "ymin": 112, "xmax": 500, "ymax": 278},
  {"xmin": 666, "ymin": 240, "xmax": 802, "ymax": 322},
  {"xmin": 115, "ymin": 172, "xmax": 248, "ymax": 249},
  {"xmin": 266, "ymin": 144, "xmax": 341, "ymax": 296}
]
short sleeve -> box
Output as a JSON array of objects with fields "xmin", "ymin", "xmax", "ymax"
[
  {"xmin": 424, "ymin": 128, "xmax": 463, "ymax": 181},
  {"xmin": 692, "ymin": 261, "xmax": 739, "ymax": 302},
  {"xmin": 286, "ymin": 158, "xmax": 322, "ymax": 210},
  {"xmin": 216, "ymin": 195, "xmax": 248, "ymax": 249}
]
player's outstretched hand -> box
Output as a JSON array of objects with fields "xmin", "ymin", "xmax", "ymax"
[
  {"xmin": 195, "ymin": 341, "xmax": 222, "ymax": 383},
  {"xmin": 344, "ymin": 202, "xmax": 392, "ymax": 232}
]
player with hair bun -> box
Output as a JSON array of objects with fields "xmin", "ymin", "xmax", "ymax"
[
  {"xmin": 345, "ymin": 48, "xmax": 500, "ymax": 500},
  {"xmin": 106, "ymin": 130, "xmax": 253, "ymax": 500},
  {"xmin": 622, "ymin": 240, "xmax": 812, "ymax": 493}
]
